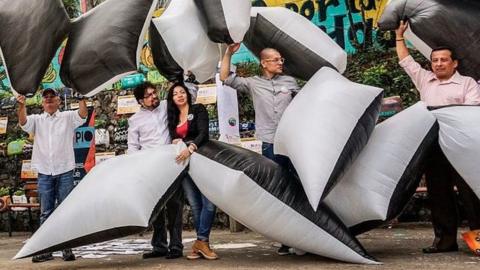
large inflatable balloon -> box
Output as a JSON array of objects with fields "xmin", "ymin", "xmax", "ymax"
[
  {"xmin": 243, "ymin": 7, "xmax": 347, "ymax": 81},
  {"xmin": 14, "ymin": 144, "xmax": 187, "ymax": 259},
  {"xmin": 274, "ymin": 67, "xmax": 383, "ymax": 210},
  {"xmin": 151, "ymin": 0, "xmax": 219, "ymax": 83},
  {"xmin": 60, "ymin": 0, "xmax": 158, "ymax": 96},
  {"xmin": 0, "ymin": 0, "xmax": 70, "ymax": 95},
  {"xmin": 194, "ymin": 0, "xmax": 251, "ymax": 44},
  {"xmin": 432, "ymin": 105, "xmax": 480, "ymax": 199},
  {"xmin": 324, "ymin": 102, "xmax": 438, "ymax": 235},
  {"xmin": 378, "ymin": 0, "xmax": 480, "ymax": 81},
  {"xmin": 149, "ymin": 20, "xmax": 184, "ymax": 82},
  {"xmin": 189, "ymin": 140, "xmax": 378, "ymax": 264}
]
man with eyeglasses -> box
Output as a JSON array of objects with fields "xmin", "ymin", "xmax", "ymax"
[
  {"xmin": 128, "ymin": 82, "xmax": 184, "ymax": 260},
  {"xmin": 220, "ymin": 43, "xmax": 300, "ymax": 256},
  {"xmin": 16, "ymin": 88, "xmax": 87, "ymax": 263}
]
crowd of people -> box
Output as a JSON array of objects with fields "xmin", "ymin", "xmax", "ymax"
[{"xmin": 14, "ymin": 21, "xmax": 480, "ymax": 263}]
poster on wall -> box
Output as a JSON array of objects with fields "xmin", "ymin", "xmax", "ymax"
[
  {"xmin": 0, "ymin": 116, "xmax": 7, "ymax": 134},
  {"xmin": 117, "ymin": 95, "xmax": 140, "ymax": 115},
  {"xmin": 195, "ymin": 84, "xmax": 217, "ymax": 105},
  {"xmin": 21, "ymin": 160, "xmax": 38, "ymax": 179},
  {"xmin": 73, "ymin": 107, "xmax": 95, "ymax": 185}
]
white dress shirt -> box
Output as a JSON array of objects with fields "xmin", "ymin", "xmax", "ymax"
[
  {"xmin": 21, "ymin": 110, "xmax": 86, "ymax": 175},
  {"xmin": 127, "ymin": 101, "xmax": 170, "ymax": 153}
]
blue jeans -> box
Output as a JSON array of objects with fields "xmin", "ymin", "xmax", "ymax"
[
  {"xmin": 262, "ymin": 142, "xmax": 291, "ymax": 169},
  {"xmin": 37, "ymin": 170, "xmax": 75, "ymax": 225},
  {"xmin": 182, "ymin": 174, "xmax": 216, "ymax": 241}
]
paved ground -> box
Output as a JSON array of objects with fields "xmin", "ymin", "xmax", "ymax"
[{"xmin": 1, "ymin": 223, "xmax": 479, "ymax": 270}]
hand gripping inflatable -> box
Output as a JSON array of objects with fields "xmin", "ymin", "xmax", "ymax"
[
  {"xmin": 0, "ymin": 0, "xmax": 70, "ymax": 95},
  {"xmin": 432, "ymin": 105, "xmax": 480, "ymax": 199},
  {"xmin": 60, "ymin": 0, "xmax": 158, "ymax": 96},
  {"xmin": 149, "ymin": 20, "xmax": 184, "ymax": 82},
  {"xmin": 194, "ymin": 0, "xmax": 251, "ymax": 44},
  {"xmin": 324, "ymin": 102, "xmax": 439, "ymax": 235},
  {"xmin": 378, "ymin": 0, "xmax": 480, "ymax": 81},
  {"xmin": 243, "ymin": 7, "xmax": 347, "ymax": 81},
  {"xmin": 189, "ymin": 140, "xmax": 379, "ymax": 264},
  {"xmin": 274, "ymin": 67, "xmax": 383, "ymax": 210},
  {"xmin": 151, "ymin": 0, "xmax": 219, "ymax": 83},
  {"xmin": 14, "ymin": 144, "xmax": 187, "ymax": 259}
]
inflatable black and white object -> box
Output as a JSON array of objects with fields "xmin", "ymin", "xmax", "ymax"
[
  {"xmin": 378, "ymin": 0, "xmax": 480, "ymax": 81},
  {"xmin": 14, "ymin": 144, "xmax": 187, "ymax": 259},
  {"xmin": 149, "ymin": 20, "xmax": 184, "ymax": 82},
  {"xmin": 274, "ymin": 67, "xmax": 383, "ymax": 211},
  {"xmin": 151, "ymin": 0, "xmax": 219, "ymax": 83},
  {"xmin": 432, "ymin": 105, "xmax": 480, "ymax": 199},
  {"xmin": 194, "ymin": 0, "xmax": 251, "ymax": 44},
  {"xmin": 243, "ymin": 7, "xmax": 347, "ymax": 81},
  {"xmin": 0, "ymin": 0, "xmax": 70, "ymax": 95},
  {"xmin": 189, "ymin": 140, "xmax": 379, "ymax": 264},
  {"xmin": 60, "ymin": 0, "xmax": 158, "ymax": 97},
  {"xmin": 324, "ymin": 102, "xmax": 438, "ymax": 235}
]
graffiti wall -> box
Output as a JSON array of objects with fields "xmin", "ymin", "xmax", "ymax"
[{"xmin": 232, "ymin": 0, "xmax": 388, "ymax": 63}]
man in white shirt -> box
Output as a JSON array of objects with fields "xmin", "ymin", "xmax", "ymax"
[
  {"xmin": 128, "ymin": 82, "xmax": 184, "ymax": 260},
  {"xmin": 16, "ymin": 88, "xmax": 87, "ymax": 263}
]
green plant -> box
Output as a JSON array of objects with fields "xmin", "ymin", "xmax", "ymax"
[{"xmin": 0, "ymin": 187, "xmax": 10, "ymax": 197}]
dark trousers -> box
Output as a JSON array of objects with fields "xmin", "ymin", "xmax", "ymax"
[
  {"xmin": 425, "ymin": 142, "xmax": 480, "ymax": 247},
  {"xmin": 151, "ymin": 187, "xmax": 184, "ymax": 252}
]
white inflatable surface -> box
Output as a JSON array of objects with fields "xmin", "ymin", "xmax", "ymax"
[
  {"xmin": 274, "ymin": 67, "xmax": 383, "ymax": 210},
  {"xmin": 14, "ymin": 144, "xmax": 187, "ymax": 259},
  {"xmin": 189, "ymin": 146, "xmax": 378, "ymax": 264},
  {"xmin": 433, "ymin": 105, "xmax": 480, "ymax": 199},
  {"xmin": 152, "ymin": 0, "xmax": 219, "ymax": 83},
  {"xmin": 325, "ymin": 102, "xmax": 437, "ymax": 228}
]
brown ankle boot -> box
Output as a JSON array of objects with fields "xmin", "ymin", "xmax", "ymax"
[{"xmin": 192, "ymin": 240, "xmax": 218, "ymax": 260}]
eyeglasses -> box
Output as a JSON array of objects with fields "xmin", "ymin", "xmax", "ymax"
[
  {"xmin": 264, "ymin": 58, "xmax": 285, "ymax": 64},
  {"xmin": 143, "ymin": 92, "xmax": 157, "ymax": 99}
]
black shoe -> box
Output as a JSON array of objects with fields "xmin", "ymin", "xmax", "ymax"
[
  {"xmin": 32, "ymin": 253, "xmax": 54, "ymax": 263},
  {"xmin": 142, "ymin": 250, "xmax": 168, "ymax": 259},
  {"xmin": 166, "ymin": 249, "xmax": 183, "ymax": 259},
  {"xmin": 277, "ymin": 245, "xmax": 291, "ymax": 256},
  {"xmin": 422, "ymin": 244, "xmax": 458, "ymax": 254},
  {"xmin": 62, "ymin": 249, "xmax": 76, "ymax": 261}
]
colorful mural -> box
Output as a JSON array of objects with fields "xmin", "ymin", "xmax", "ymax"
[{"xmin": 232, "ymin": 0, "xmax": 389, "ymax": 63}]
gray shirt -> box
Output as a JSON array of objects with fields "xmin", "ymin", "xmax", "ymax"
[{"xmin": 224, "ymin": 73, "xmax": 300, "ymax": 143}]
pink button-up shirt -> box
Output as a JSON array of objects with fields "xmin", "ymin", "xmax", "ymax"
[{"xmin": 399, "ymin": 55, "xmax": 480, "ymax": 106}]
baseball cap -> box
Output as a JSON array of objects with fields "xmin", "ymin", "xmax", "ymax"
[{"xmin": 42, "ymin": 88, "xmax": 58, "ymax": 97}]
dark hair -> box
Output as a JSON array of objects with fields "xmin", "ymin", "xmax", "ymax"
[
  {"xmin": 430, "ymin": 46, "xmax": 457, "ymax": 61},
  {"xmin": 133, "ymin": 82, "xmax": 156, "ymax": 104},
  {"xmin": 167, "ymin": 82, "xmax": 192, "ymax": 139}
]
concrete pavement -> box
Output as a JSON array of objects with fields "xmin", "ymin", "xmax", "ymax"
[{"xmin": 1, "ymin": 223, "xmax": 479, "ymax": 270}]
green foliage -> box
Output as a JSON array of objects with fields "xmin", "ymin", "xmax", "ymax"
[
  {"xmin": 345, "ymin": 47, "xmax": 427, "ymax": 107},
  {"xmin": 0, "ymin": 187, "xmax": 10, "ymax": 197}
]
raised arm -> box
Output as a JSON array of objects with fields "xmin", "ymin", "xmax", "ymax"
[
  {"xmin": 395, "ymin": 20, "xmax": 410, "ymax": 61},
  {"xmin": 220, "ymin": 43, "xmax": 241, "ymax": 82},
  {"xmin": 16, "ymin": 95, "xmax": 27, "ymax": 126}
]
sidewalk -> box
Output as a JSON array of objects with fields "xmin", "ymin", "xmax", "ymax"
[{"xmin": 1, "ymin": 223, "xmax": 479, "ymax": 270}]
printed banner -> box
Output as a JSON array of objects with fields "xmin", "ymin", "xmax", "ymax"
[
  {"xmin": 240, "ymin": 139, "xmax": 263, "ymax": 154},
  {"xmin": 215, "ymin": 74, "xmax": 240, "ymax": 142},
  {"xmin": 95, "ymin": 152, "xmax": 116, "ymax": 165},
  {"xmin": 117, "ymin": 95, "xmax": 140, "ymax": 115},
  {"xmin": 196, "ymin": 84, "xmax": 217, "ymax": 105},
  {"xmin": 0, "ymin": 116, "xmax": 7, "ymax": 134},
  {"xmin": 73, "ymin": 108, "xmax": 95, "ymax": 185},
  {"xmin": 21, "ymin": 160, "xmax": 38, "ymax": 179}
]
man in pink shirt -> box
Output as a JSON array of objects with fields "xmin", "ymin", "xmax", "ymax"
[{"xmin": 396, "ymin": 20, "xmax": 480, "ymax": 254}]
